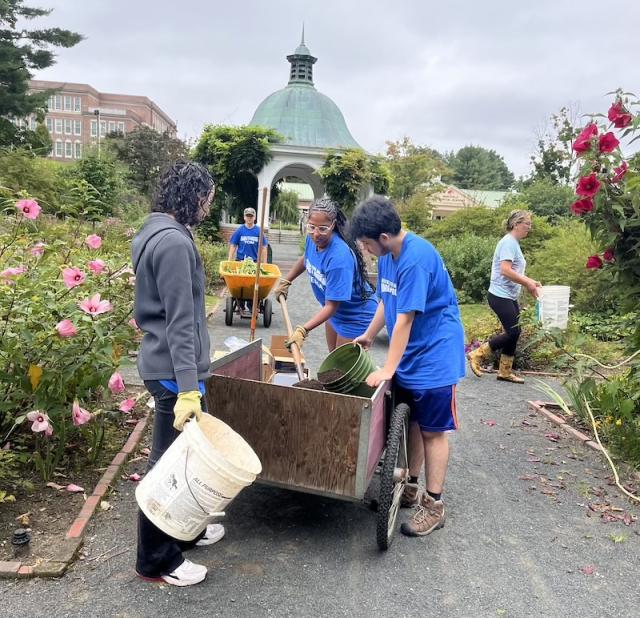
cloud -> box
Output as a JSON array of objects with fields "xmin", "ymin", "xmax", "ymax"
[{"xmin": 32, "ymin": 0, "xmax": 640, "ymax": 178}]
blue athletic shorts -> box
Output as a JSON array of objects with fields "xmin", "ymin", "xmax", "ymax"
[{"xmin": 395, "ymin": 384, "xmax": 459, "ymax": 432}]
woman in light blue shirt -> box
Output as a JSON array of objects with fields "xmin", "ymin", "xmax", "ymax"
[{"xmin": 468, "ymin": 210, "xmax": 541, "ymax": 383}]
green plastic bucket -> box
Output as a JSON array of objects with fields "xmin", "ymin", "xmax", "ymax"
[{"xmin": 317, "ymin": 343, "xmax": 376, "ymax": 394}]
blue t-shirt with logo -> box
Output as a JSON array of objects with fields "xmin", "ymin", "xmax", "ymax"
[
  {"xmin": 377, "ymin": 233, "xmax": 466, "ymax": 390},
  {"xmin": 488, "ymin": 234, "xmax": 526, "ymax": 300},
  {"xmin": 304, "ymin": 235, "xmax": 378, "ymax": 339},
  {"xmin": 230, "ymin": 224, "xmax": 268, "ymax": 261}
]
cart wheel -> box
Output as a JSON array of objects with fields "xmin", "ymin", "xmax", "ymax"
[
  {"xmin": 376, "ymin": 403, "xmax": 409, "ymax": 550},
  {"xmin": 263, "ymin": 298, "xmax": 272, "ymax": 328},
  {"xmin": 225, "ymin": 297, "xmax": 234, "ymax": 326}
]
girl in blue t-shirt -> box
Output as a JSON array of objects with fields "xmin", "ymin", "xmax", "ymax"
[{"xmin": 273, "ymin": 198, "xmax": 378, "ymax": 352}]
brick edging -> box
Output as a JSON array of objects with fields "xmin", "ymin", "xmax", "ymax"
[
  {"xmin": 527, "ymin": 400, "xmax": 602, "ymax": 452},
  {"xmin": 0, "ymin": 412, "xmax": 149, "ymax": 580}
]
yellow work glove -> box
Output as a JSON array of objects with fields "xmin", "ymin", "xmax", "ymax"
[
  {"xmin": 173, "ymin": 390, "xmax": 203, "ymax": 431},
  {"xmin": 273, "ymin": 278, "xmax": 292, "ymax": 300},
  {"xmin": 285, "ymin": 325, "xmax": 307, "ymax": 352}
]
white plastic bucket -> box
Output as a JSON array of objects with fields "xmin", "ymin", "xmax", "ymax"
[
  {"xmin": 135, "ymin": 413, "xmax": 262, "ymax": 541},
  {"xmin": 537, "ymin": 285, "xmax": 571, "ymax": 330}
]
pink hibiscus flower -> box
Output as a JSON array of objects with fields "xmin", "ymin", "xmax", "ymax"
[
  {"xmin": 71, "ymin": 400, "xmax": 92, "ymax": 426},
  {"xmin": 88, "ymin": 259, "xmax": 106, "ymax": 275},
  {"xmin": 27, "ymin": 410, "xmax": 51, "ymax": 433},
  {"xmin": 119, "ymin": 398, "xmax": 136, "ymax": 413},
  {"xmin": 56, "ymin": 319, "xmax": 78, "ymax": 338},
  {"xmin": 62, "ymin": 267, "xmax": 86, "ymax": 289},
  {"xmin": 79, "ymin": 293, "xmax": 113, "ymax": 316},
  {"xmin": 85, "ymin": 234, "xmax": 103, "ymax": 250},
  {"xmin": 30, "ymin": 242, "xmax": 46, "ymax": 257},
  {"xmin": 108, "ymin": 371, "xmax": 125, "ymax": 394},
  {"xmin": 16, "ymin": 199, "xmax": 41, "ymax": 220}
]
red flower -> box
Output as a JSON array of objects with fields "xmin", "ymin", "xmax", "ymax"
[
  {"xmin": 603, "ymin": 248, "xmax": 615, "ymax": 263},
  {"xmin": 570, "ymin": 198, "xmax": 594, "ymax": 215},
  {"xmin": 576, "ymin": 173, "xmax": 601, "ymax": 197},
  {"xmin": 607, "ymin": 100, "xmax": 633, "ymax": 129},
  {"xmin": 598, "ymin": 132, "xmax": 619, "ymax": 153},
  {"xmin": 572, "ymin": 123, "xmax": 598, "ymax": 155},
  {"xmin": 586, "ymin": 255, "xmax": 604, "ymax": 270},
  {"xmin": 612, "ymin": 161, "xmax": 628, "ymax": 183}
]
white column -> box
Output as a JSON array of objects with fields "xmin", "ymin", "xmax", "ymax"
[{"xmin": 256, "ymin": 185, "xmax": 272, "ymax": 230}]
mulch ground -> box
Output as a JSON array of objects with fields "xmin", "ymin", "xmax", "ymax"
[{"xmin": 0, "ymin": 389, "xmax": 147, "ymax": 567}]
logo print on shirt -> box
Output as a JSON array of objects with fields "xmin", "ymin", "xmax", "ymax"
[
  {"xmin": 240, "ymin": 235, "xmax": 258, "ymax": 244},
  {"xmin": 305, "ymin": 259, "xmax": 326, "ymax": 290},
  {"xmin": 380, "ymin": 278, "xmax": 397, "ymax": 296}
]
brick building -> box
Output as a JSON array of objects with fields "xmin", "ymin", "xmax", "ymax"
[{"xmin": 22, "ymin": 80, "xmax": 177, "ymax": 161}]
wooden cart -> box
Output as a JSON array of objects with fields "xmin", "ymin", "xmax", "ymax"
[{"xmin": 205, "ymin": 339, "xmax": 409, "ymax": 550}]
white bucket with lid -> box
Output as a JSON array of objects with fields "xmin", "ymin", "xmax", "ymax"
[
  {"xmin": 135, "ymin": 413, "xmax": 262, "ymax": 541},
  {"xmin": 537, "ymin": 285, "xmax": 571, "ymax": 330}
]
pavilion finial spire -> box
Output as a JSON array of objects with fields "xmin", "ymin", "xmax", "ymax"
[
  {"xmin": 301, "ymin": 23, "xmax": 305, "ymax": 46},
  {"xmin": 287, "ymin": 28, "xmax": 317, "ymax": 86}
]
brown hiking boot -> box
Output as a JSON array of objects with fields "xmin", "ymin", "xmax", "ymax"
[
  {"xmin": 496, "ymin": 354, "xmax": 524, "ymax": 383},
  {"xmin": 467, "ymin": 342, "xmax": 492, "ymax": 377},
  {"xmin": 401, "ymin": 494, "xmax": 446, "ymax": 537},
  {"xmin": 400, "ymin": 481, "xmax": 420, "ymax": 508}
]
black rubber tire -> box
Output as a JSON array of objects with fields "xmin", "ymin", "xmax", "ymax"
[
  {"xmin": 263, "ymin": 298, "xmax": 272, "ymax": 328},
  {"xmin": 225, "ymin": 297, "xmax": 234, "ymax": 326},
  {"xmin": 376, "ymin": 403, "xmax": 409, "ymax": 550}
]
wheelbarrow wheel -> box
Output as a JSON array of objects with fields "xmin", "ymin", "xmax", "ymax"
[
  {"xmin": 263, "ymin": 298, "xmax": 272, "ymax": 328},
  {"xmin": 225, "ymin": 297, "xmax": 234, "ymax": 326},
  {"xmin": 376, "ymin": 403, "xmax": 409, "ymax": 550}
]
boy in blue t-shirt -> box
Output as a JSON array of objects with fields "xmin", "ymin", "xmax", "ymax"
[
  {"xmin": 228, "ymin": 207, "xmax": 268, "ymax": 315},
  {"xmin": 351, "ymin": 196, "xmax": 465, "ymax": 538}
]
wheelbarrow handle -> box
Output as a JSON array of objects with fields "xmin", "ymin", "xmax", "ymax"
[{"xmin": 277, "ymin": 296, "xmax": 305, "ymax": 382}]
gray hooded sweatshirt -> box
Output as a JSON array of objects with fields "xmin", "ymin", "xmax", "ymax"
[{"xmin": 131, "ymin": 213, "xmax": 211, "ymax": 392}]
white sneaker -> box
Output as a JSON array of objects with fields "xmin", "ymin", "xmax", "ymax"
[
  {"xmin": 161, "ymin": 559, "xmax": 207, "ymax": 587},
  {"xmin": 196, "ymin": 523, "xmax": 225, "ymax": 547}
]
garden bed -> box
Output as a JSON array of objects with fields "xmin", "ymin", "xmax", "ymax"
[{"xmin": 0, "ymin": 390, "xmax": 148, "ymax": 568}]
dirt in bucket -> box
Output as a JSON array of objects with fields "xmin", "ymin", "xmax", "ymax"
[
  {"xmin": 292, "ymin": 379, "xmax": 326, "ymax": 391},
  {"xmin": 318, "ymin": 368, "xmax": 346, "ymax": 384}
]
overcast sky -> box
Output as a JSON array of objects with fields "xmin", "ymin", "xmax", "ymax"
[{"xmin": 30, "ymin": 0, "xmax": 640, "ymax": 178}]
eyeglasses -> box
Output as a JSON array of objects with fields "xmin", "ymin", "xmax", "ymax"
[{"xmin": 306, "ymin": 222, "xmax": 334, "ymax": 235}]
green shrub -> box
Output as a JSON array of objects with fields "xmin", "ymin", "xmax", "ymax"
[
  {"xmin": 195, "ymin": 238, "xmax": 227, "ymax": 293},
  {"xmin": 527, "ymin": 219, "xmax": 616, "ymax": 312},
  {"xmin": 433, "ymin": 233, "xmax": 495, "ymax": 302}
]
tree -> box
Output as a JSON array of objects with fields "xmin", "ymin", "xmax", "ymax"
[
  {"xmin": 193, "ymin": 124, "xmax": 280, "ymax": 222},
  {"xmin": 271, "ymin": 190, "xmax": 299, "ymax": 224},
  {"xmin": 443, "ymin": 145, "xmax": 514, "ymax": 190},
  {"xmin": 397, "ymin": 186, "xmax": 436, "ymax": 235},
  {"xmin": 318, "ymin": 148, "xmax": 391, "ymax": 213},
  {"xmin": 0, "ymin": 1, "xmax": 82, "ymax": 148},
  {"xmin": 106, "ymin": 126, "xmax": 188, "ymax": 196},
  {"xmin": 527, "ymin": 106, "xmax": 579, "ymax": 185},
  {"xmin": 385, "ymin": 137, "xmax": 447, "ymax": 201},
  {"xmin": 503, "ymin": 178, "xmax": 575, "ymax": 222}
]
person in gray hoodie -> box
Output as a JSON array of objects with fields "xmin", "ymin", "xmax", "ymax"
[{"xmin": 132, "ymin": 160, "xmax": 222, "ymax": 587}]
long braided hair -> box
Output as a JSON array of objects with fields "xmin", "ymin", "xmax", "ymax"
[{"xmin": 308, "ymin": 198, "xmax": 373, "ymax": 299}]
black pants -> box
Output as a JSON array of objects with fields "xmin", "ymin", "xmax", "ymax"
[
  {"xmin": 487, "ymin": 292, "xmax": 521, "ymax": 357},
  {"xmin": 135, "ymin": 381, "xmax": 205, "ymax": 578}
]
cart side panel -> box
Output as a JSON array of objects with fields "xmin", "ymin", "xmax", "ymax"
[
  {"xmin": 209, "ymin": 339, "xmax": 262, "ymax": 381},
  {"xmin": 207, "ymin": 375, "xmax": 363, "ymax": 497},
  {"xmin": 365, "ymin": 382, "xmax": 391, "ymax": 484}
]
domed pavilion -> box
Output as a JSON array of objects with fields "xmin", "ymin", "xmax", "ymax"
[{"xmin": 249, "ymin": 30, "xmax": 368, "ymax": 226}]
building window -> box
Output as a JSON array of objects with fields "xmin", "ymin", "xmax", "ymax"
[
  {"xmin": 74, "ymin": 97, "xmax": 81, "ymax": 112},
  {"xmin": 46, "ymin": 117, "xmax": 53, "ymax": 133},
  {"xmin": 64, "ymin": 119, "xmax": 72, "ymax": 135},
  {"xmin": 117, "ymin": 121, "xmax": 125, "ymax": 134},
  {"xmin": 90, "ymin": 120, "xmax": 97, "ymax": 137},
  {"xmin": 64, "ymin": 96, "xmax": 73, "ymax": 111},
  {"xmin": 74, "ymin": 120, "xmax": 81, "ymax": 136},
  {"xmin": 55, "ymin": 140, "xmax": 63, "ymax": 157},
  {"xmin": 47, "ymin": 96, "xmax": 55, "ymax": 111},
  {"xmin": 107, "ymin": 121, "xmax": 115, "ymax": 134},
  {"xmin": 65, "ymin": 141, "xmax": 72, "ymax": 158},
  {"xmin": 100, "ymin": 121, "xmax": 106, "ymax": 137},
  {"xmin": 55, "ymin": 118, "xmax": 63, "ymax": 134},
  {"xmin": 54, "ymin": 95, "xmax": 62, "ymax": 110},
  {"xmin": 74, "ymin": 141, "xmax": 82, "ymax": 159}
]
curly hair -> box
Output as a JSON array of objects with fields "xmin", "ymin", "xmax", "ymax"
[
  {"xmin": 152, "ymin": 160, "xmax": 215, "ymax": 227},
  {"xmin": 308, "ymin": 197, "xmax": 373, "ymax": 299}
]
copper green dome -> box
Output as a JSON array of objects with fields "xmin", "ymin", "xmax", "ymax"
[{"xmin": 249, "ymin": 33, "xmax": 361, "ymax": 150}]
